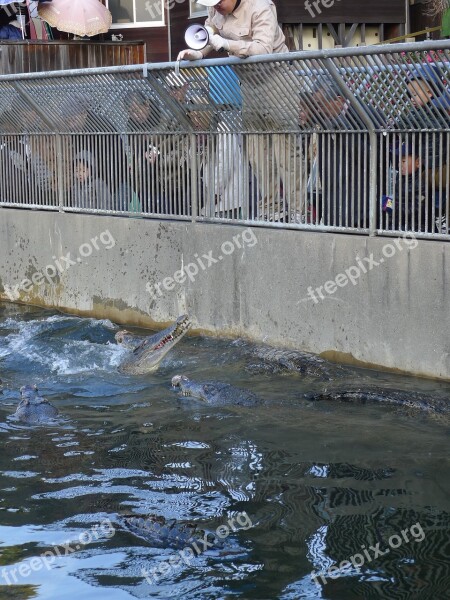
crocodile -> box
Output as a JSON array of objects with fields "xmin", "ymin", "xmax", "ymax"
[
  {"xmin": 305, "ymin": 386, "xmax": 450, "ymax": 414},
  {"xmin": 245, "ymin": 345, "xmax": 345, "ymax": 379},
  {"xmin": 171, "ymin": 375, "xmax": 261, "ymax": 407},
  {"xmin": 118, "ymin": 513, "xmax": 216, "ymax": 550},
  {"xmin": 117, "ymin": 315, "xmax": 191, "ymax": 375},
  {"xmin": 11, "ymin": 385, "xmax": 59, "ymax": 424}
]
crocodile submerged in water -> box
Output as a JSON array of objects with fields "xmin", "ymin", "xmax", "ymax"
[
  {"xmin": 118, "ymin": 513, "xmax": 216, "ymax": 550},
  {"xmin": 171, "ymin": 375, "xmax": 261, "ymax": 407},
  {"xmin": 117, "ymin": 315, "xmax": 191, "ymax": 375},
  {"xmin": 11, "ymin": 385, "xmax": 59, "ymax": 424},
  {"xmin": 305, "ymin": 386, "xmax": 450, "ymax": 415},
  {"xmin": 245, "ymin": 345, "xmax": 345, "ymax": 379}
]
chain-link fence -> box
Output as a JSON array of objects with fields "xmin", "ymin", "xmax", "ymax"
[{"xmin": 0, "ymin": 40, "xmax": 449, "ymax": 238}]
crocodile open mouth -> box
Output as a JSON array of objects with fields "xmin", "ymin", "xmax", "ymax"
[
  {"xmin": 153, "ymin": 317, "xmax": 191, "ymax": 351},
  {"xmin": 154, "ymin": 335, "xmax": 174, "ymax": 350}
]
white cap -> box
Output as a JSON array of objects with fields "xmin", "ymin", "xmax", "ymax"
[{"xmin": 195, "ymin": 0, "xmax": 221, "ymax": 6}]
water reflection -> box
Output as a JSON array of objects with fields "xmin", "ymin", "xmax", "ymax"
[{"xmin": 0, "ymin": 303, "xmax": 449, "ymax": 599}]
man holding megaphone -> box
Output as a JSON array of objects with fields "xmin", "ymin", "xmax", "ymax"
[
  {"xmin": 178, "ymin": 0, "xmax": 287, "ymax": 61},
  {"xmin": 177, "ymin": 0, "xmax": 304, "ymax": 223}
]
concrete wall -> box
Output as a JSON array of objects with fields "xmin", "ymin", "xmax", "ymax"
[{"xmin": 0, "ymin": 209, "xmax": 449, "ymax": 380}]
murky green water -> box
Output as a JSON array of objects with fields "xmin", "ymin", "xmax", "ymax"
[{"xmin": 0, "ymin": 302, "xmax": 449, "ymax": 599}]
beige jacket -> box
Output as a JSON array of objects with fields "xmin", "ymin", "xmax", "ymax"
[{"xmin": 203, "ymin": 0, "xmax": 288, "ymax": 58}]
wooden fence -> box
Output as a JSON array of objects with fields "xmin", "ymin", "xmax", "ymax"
[{"xmin": 0, "ymin": 41, "xmax": 146, "ymax": 75}]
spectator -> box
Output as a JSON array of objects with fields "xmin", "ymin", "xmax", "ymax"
[
  {"xmin": 124, "ymin": 90, "xmax": 161, "ymax": 130},
  {"xmin": 309, "ymin": 80, "xmax": 370, "ymax": 228},
  {"xmin": 121, "ymin": 90, "xmax": 162, "ymax": 213},
  {"xmin": 71, "ymin": 151, "xmax": 112, "ymax": 211},
  {"xmin": 60, "ymin": 95, "xmax": 127, "ymax": 208},
  {"xmin": 177, "ymin": 0, "xmax": 287, "ymax": 60},
  {"xmin": 11, "ymin": 105, "xmax": 59, "ymax": 206},
  {"xmin": 405, "ymin": 68, "xmax": 447, "ymax": 122},
  {"xmin": 0, "ymin": 110, "xmax": 28, "ymax": 204},
  {"xmin": 398, "ymin": 66, "xmax": 448, "ymax": 231},
  {"xmin": 382, "ymin": 141, "xmax": 427, "ymax": 231},
  {"xmin": 123, "ymin": 83, "xmax": 190, "ymax": 215},
  {"xmin": 177, "ymin": 0, "xmax": 303, "ymax": 223}
]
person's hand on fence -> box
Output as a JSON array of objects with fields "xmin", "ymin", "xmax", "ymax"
[
  {"xmin": 209, "ymin": 34, "xmax": 230, "ymax": 52},
  {"xmin": 177, "ymin": 49, "xmax": 203, "ymax": 61}
]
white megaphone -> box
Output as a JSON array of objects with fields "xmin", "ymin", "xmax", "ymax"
[{"xmin": 184, "ymin": 24, "xmax": 215, "ymax": 50}]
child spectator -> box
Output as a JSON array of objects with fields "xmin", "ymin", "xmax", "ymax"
[
  {"xmin": 383, "ymin": 141, "xmax": 427, "ymax": 231},
  {"xmin": 71, "ymin": 151, "xmax": 112, "ymax": 211}
]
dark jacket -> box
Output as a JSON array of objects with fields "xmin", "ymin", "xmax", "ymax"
[
  {"xmin": 71, "ymin": 150, "xmax": 112, "ymax": 211},
  {"xmin": 396, "ymin": 108, "xmax": 449, "ymax": 170},
  {"xmin": 123, "ymin": 116, "xmax": 190, "ymax": 215},
  {"xmin": 65, "ymin": 111, "xmax": 128, "ymax": 210},
  {"xmin": 394, "ymin": 169, "xmax": 427, "ymax": 231}
]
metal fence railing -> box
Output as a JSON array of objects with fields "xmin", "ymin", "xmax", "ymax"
[{"xmin": 0, "ymin": 40, "xmax": 449, "ymax": 238}]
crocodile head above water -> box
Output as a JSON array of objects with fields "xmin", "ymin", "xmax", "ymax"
[
  {"xmin": 171, "ymin": 375, "xmax": 261, "ymax": 407},
  {"xmin": 118, "ymin": 315, "xmax": 191, "ymax": 375},
  {"xmin": 12, "ymin": 385, "xmax": 59, "ymax": 424}
]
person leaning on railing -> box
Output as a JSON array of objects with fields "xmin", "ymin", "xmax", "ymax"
[
  {"xmin": 122, "ymin": 90, "xmax": 162, "ymax": 213},
  {"xmin": 177, "ymin": 0, "xmax": 303, "ymax": 223},
  {"xmin": 307, "ymin": 81, "xmax": 371, "ymax": 229},
  {"xmin": 397, "ymin": 67, "xmax": 449, "ymax": 233},
  {"xmin": 60, "ymin": 95, "xmax": 127, "ymax": 211},
  {"xmin": 124, "ymin": 81, "xmax": 194, "ymax": 216}
]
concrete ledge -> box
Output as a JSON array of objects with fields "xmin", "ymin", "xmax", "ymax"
[{"xmin": 0, "ymin": 209, "xmax": 449, "ymax": 380}]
